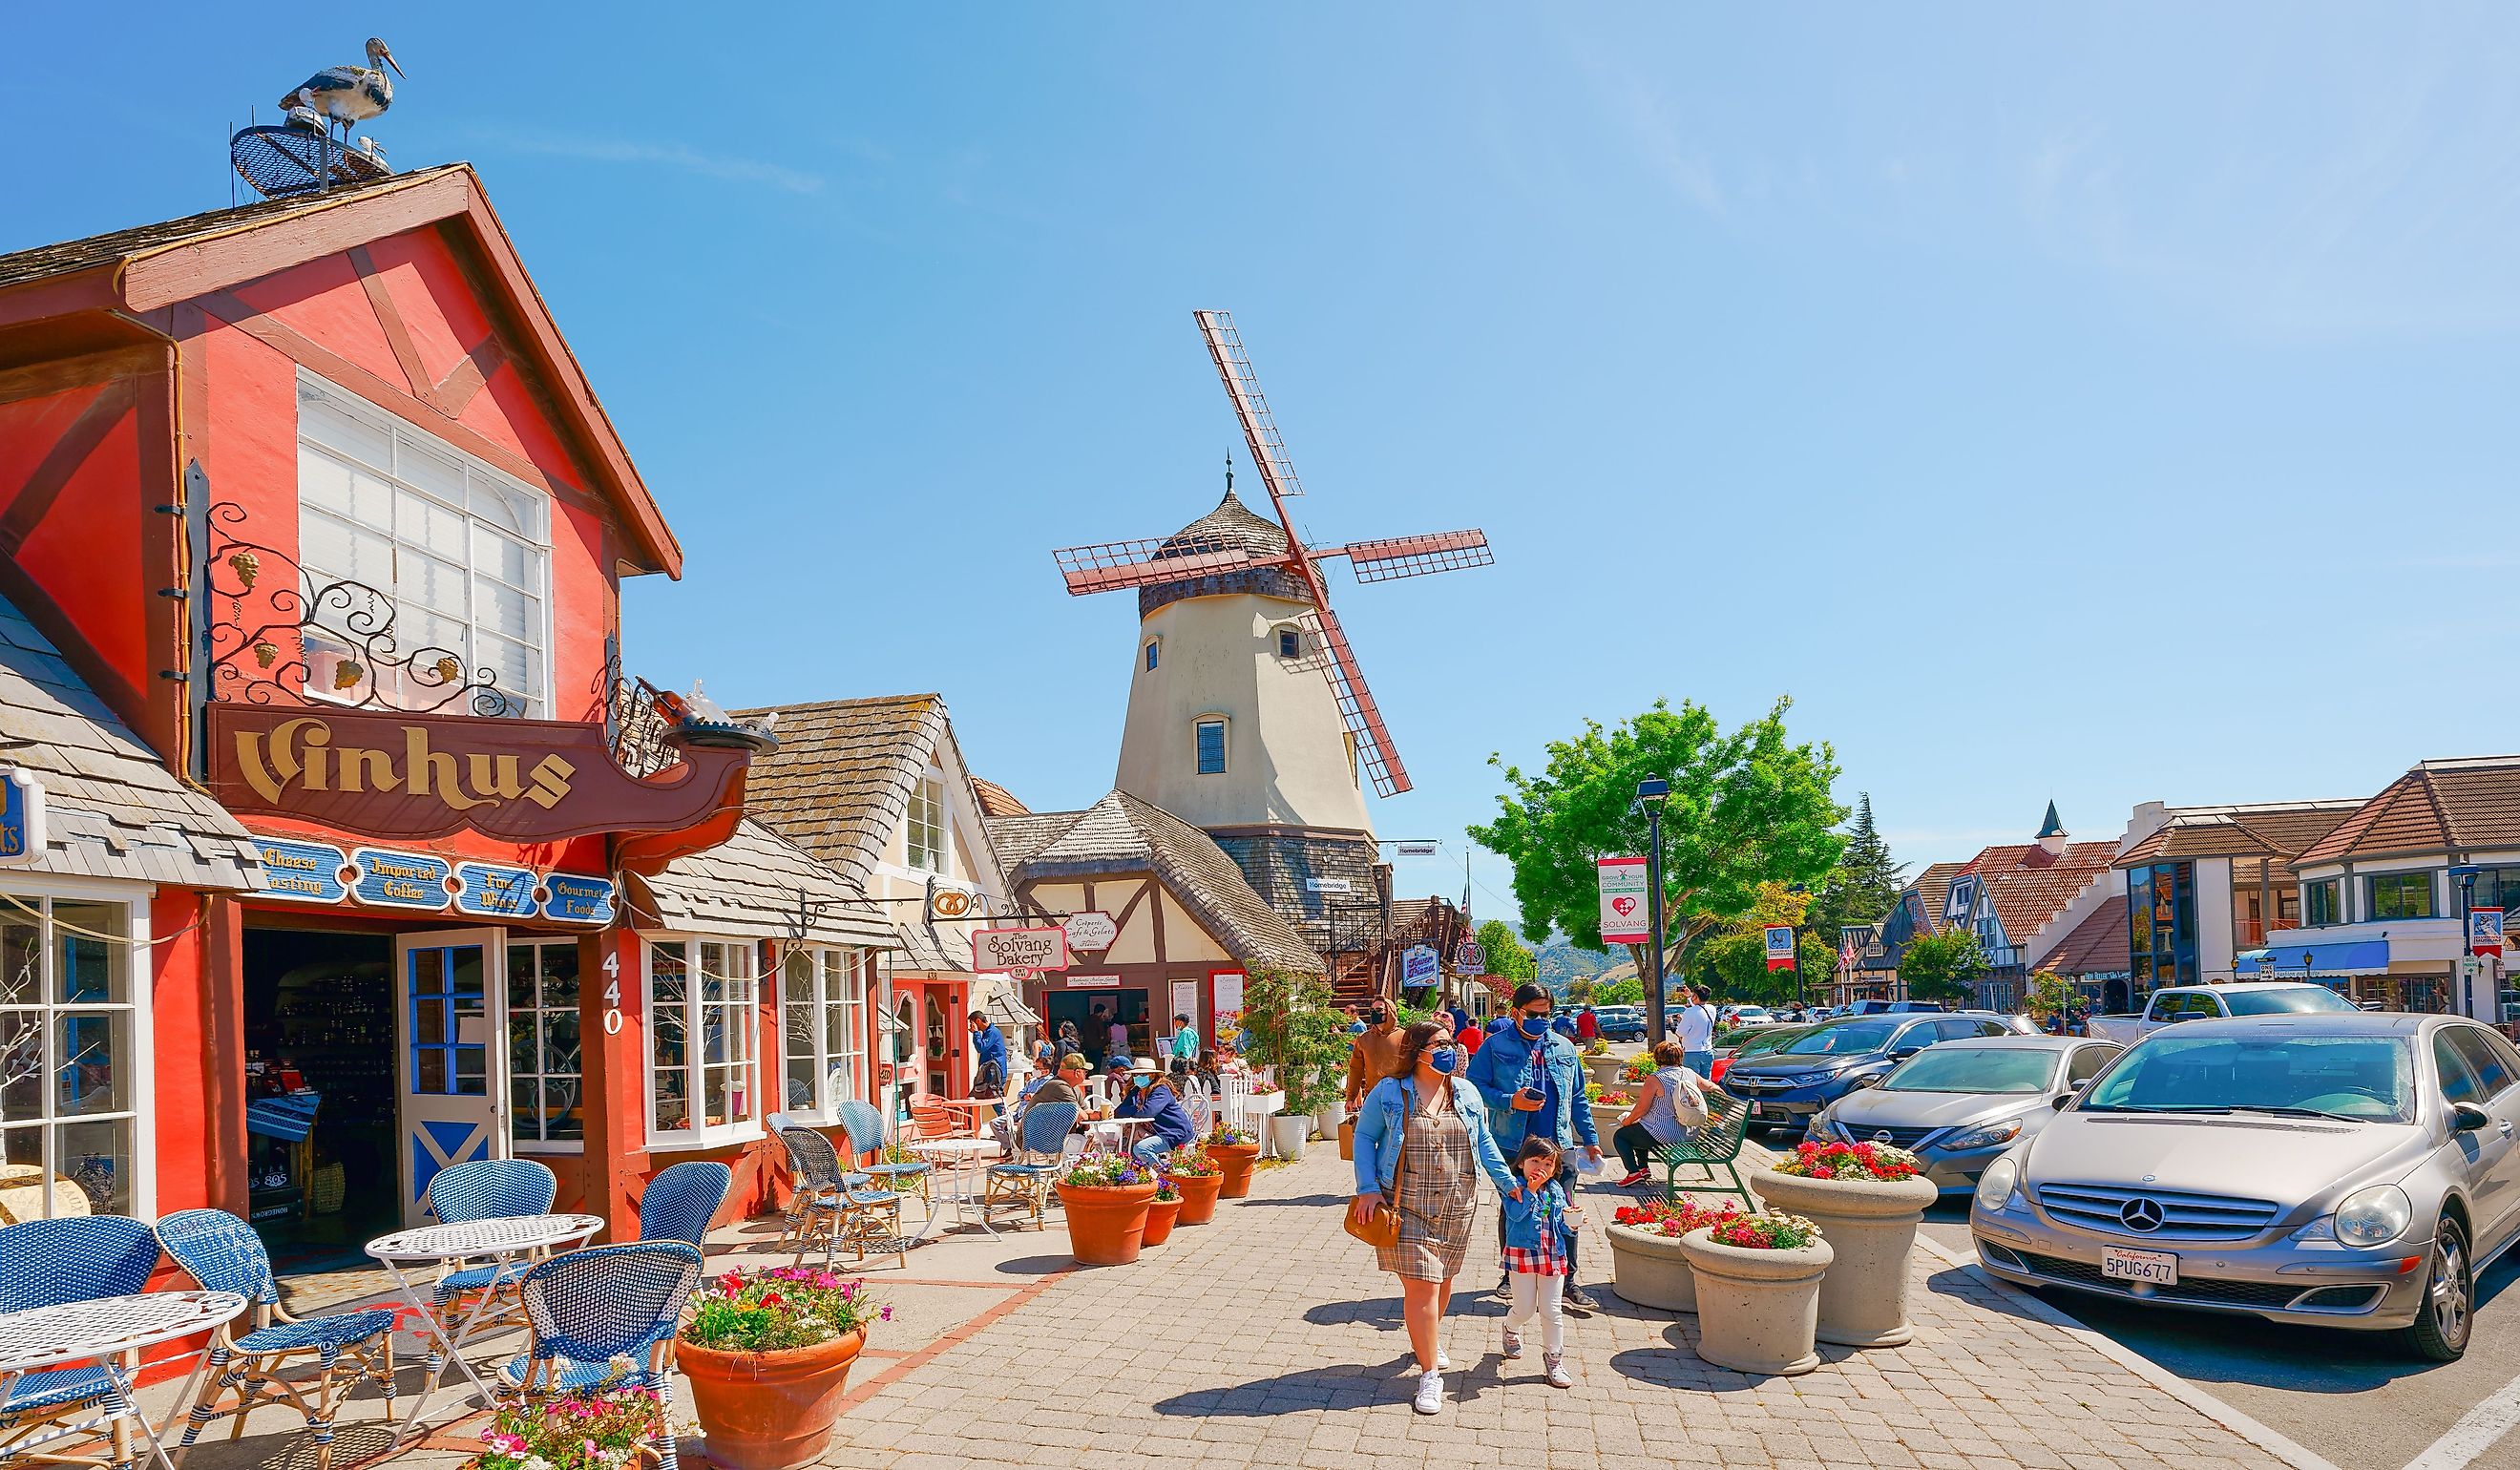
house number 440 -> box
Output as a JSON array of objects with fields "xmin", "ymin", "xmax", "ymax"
[{"xmin": 602, "ymin": 952, "xmax": 624, "ymax": 1035}]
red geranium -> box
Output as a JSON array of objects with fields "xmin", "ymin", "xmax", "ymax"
[{"xmin": 1773, "ymin": 1140, "xmax": 1921, "ymax": 1182}]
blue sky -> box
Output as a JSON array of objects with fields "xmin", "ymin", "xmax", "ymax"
[{"xmin": 9, "ymin": 7, "xmax": 2519, "ymax": 926}]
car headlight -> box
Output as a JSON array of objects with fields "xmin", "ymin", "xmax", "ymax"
[
  {"xmin": 1974, "ymin": 1155, "xmax": 2020, "ymax": 1213},
  {"xmin": 2320, "ymin": 1185, "xmax": 2413, "ymax": 1248},
  {"xmin": 1786, "ymin": 1071, "xmax": 1836, "ymax": 1087},
  {"xmin": 1942, "ymin": 1119, "xmax": 2025, "ymax": 1152}
]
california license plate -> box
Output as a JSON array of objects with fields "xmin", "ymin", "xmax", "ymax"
[
  {"xmin": 2100, "ymin": 1247, "xmax": 2177, "ymax": 1287},
  {"xmin": 1755, "ymin": 1104, "xmax": 1795, "ymax": 1122}
]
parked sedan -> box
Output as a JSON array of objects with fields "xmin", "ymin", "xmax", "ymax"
[
  {"xmin": 1721, "ymin": 1012, "xmax": 2021, "ymax": 1133},
  {"xmin": 1971, "ymin": 1013, "xmax": 2520, "ymax": 1360},
  {"xmin": 1594, "ymin": 1005, "xmax": 1647, "ymax": 1041},
  {"xmin": 1810, "ymin": 1036, "xmax": 2122, "ymax": 1191}
]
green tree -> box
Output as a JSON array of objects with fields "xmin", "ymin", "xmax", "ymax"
[
  {"xmin": 1807, "ymin": 793, "xmax": 1907, "ymax": 944},
  {"xmin": 1593, "ymin": 976, "xmax": 1645, "ymax": 1006},
  {"xmin": 1475, "ymin": 918, "xmax": 1538, "ymax": 982},
  {"xmin": 2026, "ymin": 969, "xmax": 2072, "ymax": 1023},
  {"xmin": 1564, "ymin": 976, "xmax": 1595, "ymax": 1005},
  {"xmin": 1237, "ymin": 968, "xmax": 1352, "ymax": 1113},
  {"xmin": 1470, "ymin": 698, "xmax": 1847, "ymax": 998},
  {"xmin": 1899, "ymin": 929, "xmax": 1987, "ymax": 1005},
  {"xmin": 1691, "ymin": 882, "xmax": 1840, "ymax": 1005}
]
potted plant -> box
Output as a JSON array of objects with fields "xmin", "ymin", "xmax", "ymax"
[
  {"xmin": 468, "ymin": 1387, "xmax": 666, "ymax": 1470},
  {"xmin": 1585, "ymin": 1042, "xmax": 1623, "ymax": 1086},
  {"xmin": 1605, "ymin": 1197, "xmax": 1746, "ymax": 1312},
  {"xmin": 1167, "ymin": 1146, "xmax": 1225, "ymax": 1223},
  {"xmin": 1754, "ymin": 1141, "xmax": 1939, "ymax": 1348},
  {"xmin": 1055, "ymin": 1154, "xmax": 1160, "ymax": 1265},
  {"xmin": 1675, "ymin": 1212, "xmax": 1832, "ymax": 1376},
  {"xmin": 1142, "ymin": 1171, "xmax": 1184, "ymax": 1247},
  {"xmin": 1618, "ymin": 1053, "xmax": 1657, "ymax": 1086},
  {"xmin": 1203, "ymin": 1122, "xmax": 1262, "ymax": 1199},
  {"xmin": 1238, "ymin": 968, "xmax": 1352, "ymax": 1163},
  {"xmin": 677, "ymin": 1266, "xmax": 890, "ymax": 1470}
]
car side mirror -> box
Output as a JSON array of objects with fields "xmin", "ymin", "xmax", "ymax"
[
  {"xmin": 2051, "ymin": 1093, "xmax": 2074, "ymax": 1111},
  {"xmin": 2452, "ymin": 1101, "xmax": 2493, "ymax": 1133},
  {"xmin": 1890, "ymin": 1047, "xmax": 1922, "ymax": 1060},
  {"xmin": 1853, "ymin": 1073, "xmax": 1881, "ymax": 1088}
]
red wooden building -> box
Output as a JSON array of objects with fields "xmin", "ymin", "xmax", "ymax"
[{"xmin": 0, "ymin": 164, "xmax": 891, "ymax": 1278}]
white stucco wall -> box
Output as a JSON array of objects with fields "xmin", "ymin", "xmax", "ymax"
[{"xmin": 1114, "ymin": 591, "xmax": 1375, "ymax": 835}]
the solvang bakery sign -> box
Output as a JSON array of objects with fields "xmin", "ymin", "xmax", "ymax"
[{"xmin": 207, "ymin": 704, "xmax": 750, "ymax": 842}]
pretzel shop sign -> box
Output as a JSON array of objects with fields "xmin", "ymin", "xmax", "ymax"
[{"xmin": 206, "ymin": 704, "xmax": 750, "ymax": 843}]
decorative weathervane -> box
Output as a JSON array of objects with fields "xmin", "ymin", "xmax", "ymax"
[
  {"xmin": 231, "ymin": 37, "xmax": 404, "ymax": 200},
  {"xmin": 201, "ymin": 501, "xmax": 517, "ymax": 718}
]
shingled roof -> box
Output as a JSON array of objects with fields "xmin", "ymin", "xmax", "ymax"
[
  {"xmin": 969, "ymin": 776, "xmax": 1029, "ymax": 818},
  {"xmin": 2117, "ymin": 801, "xmax": 2362, "ymax": 866},
  {"xmin": 730, "ymin": 693, "xmax": 1000, "ymax": 890},
  {"xmin": 1003, "ymin": 791, "xmax": 1324, "ymax": 974},
  {"xmin": 627, "ymin": 818, "xmax": 893, "ymax": 947},
  {"xmin": 0, "ymin": 592, "xmax": 262, "ymax": 890},
  {"xmin": 1908, "ymin": 862, "xmax": 1965, "ymax": 936},
  {"xmin": 2045, "ymin": 894, "xmax": 2132, "ymax": 978},
  {"xmin": 2294, "ymin": 758, "xmax": 2520, "ymax": 867},
  {"xmin": 1963, "ymin": 841, "xmax": 2119, "ymax": 953}
]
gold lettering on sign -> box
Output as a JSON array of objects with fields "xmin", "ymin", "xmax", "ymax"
[{"xmin": 231, "ymin": 718, "xmax": 576, "ymax": 813}]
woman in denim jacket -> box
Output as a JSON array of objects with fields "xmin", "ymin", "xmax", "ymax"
[{"xmin": 1350, "ymin": 1019, "xmax": 1518, "ymax": 1415}]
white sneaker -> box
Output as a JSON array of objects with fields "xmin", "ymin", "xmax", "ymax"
[
  {"xmin": 1501, "ymin": 1328, "xmax": 1523, "ymax": 1359},
  {"xmin": 1412, "ymin": 1371, "xmax": 1443, "ymax": 1415},
  {"xmin": 1544, "ymin": 1354, "xmax": 1572, "ymax": 1389},
  {"xmin": 1435, "ymin": 1349, "xmax": 1452, "ymax": 1371}
]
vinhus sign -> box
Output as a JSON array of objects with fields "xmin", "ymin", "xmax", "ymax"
[{"xmin": 206, "ymin": 703, "xmax": 751, "ymax": 842}]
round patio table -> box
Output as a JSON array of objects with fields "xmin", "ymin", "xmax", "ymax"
[
  {"xmin": 0, "ymin": 1290, "xmax": 247, "ymax": 1470},
  {"xmin": 367, "ymin": 1213, "xmax": 602, "ymax": 1441}
]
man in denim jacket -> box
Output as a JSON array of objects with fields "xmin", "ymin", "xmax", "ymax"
[{"xmin": 1461, "ymin": 983, "xmax": 1602, "ymax": 1311}]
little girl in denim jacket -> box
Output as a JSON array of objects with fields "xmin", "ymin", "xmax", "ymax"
[{"xmin": 1500, "ymin": 1135, "xmax": 1583, "ymax": 1387}]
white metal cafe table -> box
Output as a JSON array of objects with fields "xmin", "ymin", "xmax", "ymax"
[
  {"xmin": 908, "ymin": 1130, "xmax": 999, "ymax": 1241},
  {"xmin": 366, "ymin": 1213, "xmax": 602, "ymax": 1441},
  {"xmin": 0, "ymin": 1290, "xmax": 247, "ymax": 1470}
]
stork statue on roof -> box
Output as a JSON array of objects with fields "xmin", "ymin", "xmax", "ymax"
[
  {"xmin": 280, "ymin": 37, "xmax": 403, "ymax": 141},
  {"xmin": 1051, "ymin": 311, "xmax": 1494, "ymax": 934}
]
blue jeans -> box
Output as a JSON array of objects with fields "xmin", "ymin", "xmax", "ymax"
[
  {"xmin": 1130, "ymin": 1136, "xmax": 1175, "ymax": 1168},
  {"xmin": 1684, "ymin": 1050, "xmax": 1713, "ymax": 1076}
]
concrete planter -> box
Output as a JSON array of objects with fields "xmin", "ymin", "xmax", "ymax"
[
  {"xmin": 1606, "ymin": 1222, "xmax": 1696, "ymax": 1312},
  {"xmin": 1753, "ymin": 1167, "xmax": 1939, "ymax": 1348},
  {"xmin": 1675, "ymin": 1226, "xmax": 1832, "ymax": 1376},
  {"xmin": 1586, "ymin": 1055, "xmax": 1626, "ymax": 1087}
]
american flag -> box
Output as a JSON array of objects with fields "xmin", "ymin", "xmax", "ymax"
[{"xmin": 1838, "ymin": 934, "xmax": 1857, "ymax": 975}]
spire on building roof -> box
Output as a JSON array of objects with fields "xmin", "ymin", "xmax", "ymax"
[{"xmin": 2037, "ymin": 800, "xmax": 2066, "ymax": 839}]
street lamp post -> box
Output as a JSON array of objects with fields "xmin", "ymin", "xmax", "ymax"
[
  {"xmin": 1636, "ymin": 778, "xmax": 1671, "ymax": 1046},
  {"xmin": 2452, "ymin": 865, "xmax": 2482, "ymax": 1019}
]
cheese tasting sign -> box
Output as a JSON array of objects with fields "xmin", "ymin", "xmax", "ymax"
[{"xmin": 207, "ymin": 704, "xmax": 749, "ymax": 842}]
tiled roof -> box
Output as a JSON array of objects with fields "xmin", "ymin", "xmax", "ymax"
[
  {"xmin": 0, "ymin": 165, "xmax": 466, "ymax": 289},
  {"xmin": 1909, "ymin": 862, "xmax": 1965, "ymax": 935},
  {"xmin": 1006, "ymin": 791, "xmax": 1324, "ymax": 974},
  {"xmin": 2045, "ymin": 895, "xmax": 2131, "ymax": 978},
  {"xmin": 0, "ymin": 595, "xmax": 262, "ymax": 890},
  {"xmin": 626, "ymin": 819, "xmax": 893, "ymax": 947},
  {"xmin": 969, "ymin": 776, "xmax": 1029, "ymax": 818},
  {"xmin": 1962, "ymin": 841, "xmax": 2118, "ymax": 950},
  {"xmin": 2295, "ymin": 758, "xmax": 2520, "ymax": 867},
  {"xmin": 2117, "ymin": 802, "xmax": 2361, "ymax": 866}
]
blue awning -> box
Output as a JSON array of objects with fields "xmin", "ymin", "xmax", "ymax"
[{"xmin": 2235, "ymin": 939, "xmax": 2391, "ymax": 977}]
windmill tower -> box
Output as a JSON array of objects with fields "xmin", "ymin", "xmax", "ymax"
[{"xmin": 1051, "ymin": 310, "xmax": 1494, "ymax": 954}]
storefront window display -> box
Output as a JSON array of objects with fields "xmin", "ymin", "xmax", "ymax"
[
  {"xmin": 780, "ymin": 947, "xmax": 869, "ymax": 1124},
  {"xmin": 0, "ymin": 893, "xmax": 144, "ymax": 1217},
  {"xmin": 649, "ymin": 938, "xmax": 760, "ymax": 1146},
  {"xmin": 507, "ymin": 939, "xmax": 583, "ymax": 1147}
]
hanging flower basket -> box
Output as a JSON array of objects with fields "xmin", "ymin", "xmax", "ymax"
[{"xmin": 1756, "ymin": 1143, "xmax": 1939, "ymax": 1348}]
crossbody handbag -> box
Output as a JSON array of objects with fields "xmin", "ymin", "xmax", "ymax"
[{"xmin": 1344, "ymin": 1082, "xmax": 1426, "ymax": 1250}]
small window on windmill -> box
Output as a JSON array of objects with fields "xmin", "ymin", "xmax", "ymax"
[
  {"xmin": 1195, "ymin": 719, "xmax": 1228, "ymax": 775},
  {"xmin": 1144, "ymin": 640, "xmax": 1160, "ymax": 672},
  {"xmin": 1275, "ymin": 625, "xmax": 1302, "ymax": 660}
]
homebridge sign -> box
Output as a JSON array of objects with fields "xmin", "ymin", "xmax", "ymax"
[{"xmin": 207, "ymin": 704, "xmax": 749, "ymax": 842}]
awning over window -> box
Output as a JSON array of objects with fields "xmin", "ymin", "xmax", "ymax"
[{"xmin": 2235, "ymin": 938, "xmax": 2391, "ymax": 976}]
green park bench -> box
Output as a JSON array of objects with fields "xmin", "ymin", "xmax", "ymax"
[{"xmin": 1651, "ymin": 1092, "xmax": 1755, "ymax": 1211}]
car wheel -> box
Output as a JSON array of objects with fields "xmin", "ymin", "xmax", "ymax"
[{"xmin": 2399, "ymin": 1218, "xmax": 2473, "ymax": 1362}]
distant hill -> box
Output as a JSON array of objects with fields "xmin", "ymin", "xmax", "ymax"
[{"xmin": 1535, "ymin": 934, "xmax": 1623, "ymax": 989}]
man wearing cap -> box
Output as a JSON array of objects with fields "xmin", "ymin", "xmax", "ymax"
[{"xmin": 1462, "ymin": 981, "xmax": 1602, "ymax": 1312}]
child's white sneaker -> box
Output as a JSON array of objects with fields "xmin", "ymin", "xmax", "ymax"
[
  {"xmin": 1544, "ymin": 1353, "xmax": 1572, "ymax": 1389},
  {"xmin": 1501, "ymin": 1328, "xmax": 1523, "ymax": 1359}
]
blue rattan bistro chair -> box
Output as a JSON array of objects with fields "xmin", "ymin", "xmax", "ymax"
[
  {"xmin": 982, "ymin": 1101, "xmax": 1079, "ymax": 1231},
  {"xmin": 835, "ymin": 1099, "xmax": 930, "ymax": 1206},
  {"xmin": 423, "ymin": 1158, "xmax": 558, "ymax": 1367},
  {"xmin": 637, "ymin": 1162, "xmax": 731, "ymax": 1250},
  {"xmin": 0, "ymin": 1215, "xmax": 166, "ymax": 1470},
  {"xmin": 498, "ymin": 1242, "xmax": 702, "ymax": 1461},
  {"xmin": 155, "ymin": 1209, "xmax": 394, "ymax": 1470},
  {"xmin": 774, "ymin": 1127, "xmax": 903, "ymax": 1270}
]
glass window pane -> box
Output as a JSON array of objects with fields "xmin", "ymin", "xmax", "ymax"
[
  {"xmin": 399, "ymin": 440, "xmax": 467, "ymax": 509},
  {"xmin": 417, "ymin": 1048, "xmax": 448, "ymax": 1094},
  {"xmin": 545, "ymin": 1079, "xmax": 582, "ymax": 1141},
  {"xmin": 53, "ymin": 1011, "xmax": 125, "ymax": 1116},
  {"xmin": 511, "ymin": 1079, "xmax": 540, "ymax": 1144},
  {"xmin": 787, "ymin": 1057, "xmax": 817, "ymax": 1109},
  {"xmin": 395, "ymin": 488, "xmax": 470, "ymax": 562},
  {"xmin": 539, "ymin": 946, "xmax": 578, "ymax": 1010},
  {"xmin": 509, "ymin": 1013, "xmax": 536, "ymax": 1077},
  {"xmin": 542, "ymin": 1012, "xmax": 578, "ymax": 1076},
  {"xmin": 58, "ymin": 1118, "xmax": 130, "ymax": 1216},
  {"xmin": 454, "ymin": 1045, "xmax": 485, "ymax": 1096},
  {"xmin": 0, "ymin": 1012, "xmax": 41, "ymax": 1124},
  {"xmin": 473, "ymin": 578, "xmax": 539, "ymax": 643},
  {"xmin": 472, "ymin": 523, "xmax": 537, "ymax": 590},
  {"xmin": 508, "ymin": 946, "xmax": 538, "ymax": 1012},
  {"xmin": 301, "ymin": 391, "xmax": 393, "ymax": 469}
]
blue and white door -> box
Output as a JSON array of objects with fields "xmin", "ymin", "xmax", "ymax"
[{"xmin": 395, "ymin": 929, "xmax": 512, "ymax": 1226}]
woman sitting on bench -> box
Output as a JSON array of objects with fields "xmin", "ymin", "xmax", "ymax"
[{"xmin": 1611, "ymin": 1040, "xmax": 1723, "ymax": 1188}]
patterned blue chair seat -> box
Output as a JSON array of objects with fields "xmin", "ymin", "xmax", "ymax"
[
  {"xmin": 0, "ymin": 1366, "xmax": 119, "ymax": 1418},
  {"xmin": 432, "ymin": 1261, "xmax": 530, "ymax": 1300},
  {"xmin": 638, "ymin": 1161, "xmax": 733, "ymax": 1250},
  {"xmin": 501, "ymin": 1241, "xmax": 700, "ymax": 1459},
  {"xmin": 982, "ymin": 1101, "xmax": 1080, "ymax": 1231},
  {"xmin": 496, "ymin": 1351, "xmax": 662, "ymax": 1394},
  {"xmin": 0, "ymin": 1215, "xmax": 163, "ymax": 1464},
  {"xmin": 234, "ymin": 1308, "xmax": 399, "ymax": 1354}
]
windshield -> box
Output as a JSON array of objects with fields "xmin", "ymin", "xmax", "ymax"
[
  {"xmin": 2223, "ymin": 987, "xmax": 2358, "ymax": 1017},
  {"xmin": 2079, "ymin": 1034, "xmax": 2412, "ymax": 1122},
  {"xmin": 1782, "ymin": 1020, "xmax": 1900, "ymax": 1056},
  {"xmin": 1736, "ymin": 1025, "xmax": 1813, "ymax": 1057},
  {"xmin": 1882, "ymin": 1047, "xmax": 2056, "ymax": 1094}
]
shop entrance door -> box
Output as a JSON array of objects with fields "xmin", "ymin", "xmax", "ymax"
[{"xmin": 395, "ymin": 929, "xmax": 510, "ymax": 1226}]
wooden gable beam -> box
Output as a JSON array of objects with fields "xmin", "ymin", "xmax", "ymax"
[{"xmin": 117, "ymin": 170, "xmax": 475, "ymax": 314}]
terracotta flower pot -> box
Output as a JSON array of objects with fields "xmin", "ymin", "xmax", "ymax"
[
  {"xmin": 1057, "ymin": 1180, "xmax": 1159, "ymax": 1265},
  {"xmin": 1142, "ymin": 1194, "xmax": 1184, "ymax": 1246},
  {"xmin": 679, "ymin": 1328, "xmax": 866, "ymax": 1470},
  {"xmin": 1172, "ymin": 1171, "xmax": 1223, "ymax": 1224},
  {"xmin": 1753, "ymin": 1168, "xmax": 1940, "ymax": 1348},
  {"xmin": 1675, "ymin": 1226, "xmax": 1833, "ymax": 1376},
  {"xmin": 1606, "ymin": 1222, "xmax": 1696, "ymax": 1312},
  {"xmin": 1208, "ymin": 1142, "xmax": 1261, "ymax": 1199}
]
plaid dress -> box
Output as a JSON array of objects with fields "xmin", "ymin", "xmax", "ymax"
[{"xmin": 1376, "ymin": 1088, "xmax": 1482, "ymax": 1282}]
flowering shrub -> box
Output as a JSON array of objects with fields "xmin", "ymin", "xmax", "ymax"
[
  {"xmin": 1166, "ymin": 1145, "xmax": 1221, "ymax": 1178},
  {"xmin": 1205, "ymin": 1122, "xmax": 1258, "ymax": 1147},
  {"xmin": 1583, "ymin": 1038, "xmax": 1610, "ymax": 1057},
  {"xmin": 1773, "ymin": 1140, "xmax": 1922, "ymax": 1182},
  {"xmin": 1619, "ymin": 1055, "xmax": 1656, "ymax": 1083},
  {"xmin": 1610, "ymin": 1196, "xmax": 1744, "ymax": 1239},
  {"xmin": 1596, "ymin": 1089, "xmax": 1636, "ymax": 1108},
  {"xmin": 1703, "ymin": 1212, "xmax": 1821, "ymax": 1250},
  {"xmin": 467, "ymin": 1388, "xmax": 662, "ymax": 1470},
  {"xmin": 681, "ymin": 1267, "xmax": 888, "ymax": 1354},
  {"xmin": 1060, "ymin": 1154, "xmax": 1153, "ymax": 1188}
]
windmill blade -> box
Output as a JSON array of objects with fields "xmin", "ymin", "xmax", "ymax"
[
  {"xmin": 1309, "ymin": 605, "xmax": 1411, "ymax": 797},
  {"xmin": 1050, "ymin": 536, "xmax": 1279, "ymax": 596},
  {"xmin": 1326, "ymin": 529, "xmax": 1496, "ymax": 584},
  {"xmin": 1194, "ymin": 310, "xmax": 1307, "ymax": 518}
]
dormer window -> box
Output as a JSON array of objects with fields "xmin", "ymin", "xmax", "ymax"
[
  {"xmin": 1195, "ymin": 719, "xmax": 1228, "ymax": 775},
  {"xmin": 906, "ymin": 777, "xmax": 947, "ymax": 872}
]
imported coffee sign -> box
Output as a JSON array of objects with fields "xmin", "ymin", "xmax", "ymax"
[{"xmin": 207, "ymin": 704, "xmax": 751, "ymax": 843}]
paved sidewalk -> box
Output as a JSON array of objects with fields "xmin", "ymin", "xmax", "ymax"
[{"xmin": 825, "ymin": 1148, "xmax": 2293, "ymax": 1469}]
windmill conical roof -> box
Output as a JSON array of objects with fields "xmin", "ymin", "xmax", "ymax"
[{"xmin": 1138, "ymin": 490, "xmax": 1312, "ymax": 617}]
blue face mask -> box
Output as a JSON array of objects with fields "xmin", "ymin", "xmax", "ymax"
[
  {"xmin": 1518, "ymin": 1013, "xmax": 1552, "ymax": 1038},
  {"xmin": 1426, "ymin": 1047, "xmax": 1460, "ymax": 1075}
]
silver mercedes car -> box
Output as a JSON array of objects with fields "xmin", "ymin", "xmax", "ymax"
[
  {"xmin": 1971, "ymin": 1012, "xmax": 2520, "ymax": 1360},
  {"xmin": 1809, "ymin": 1036, "xmax": 2122, "ymax": 1192}
]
